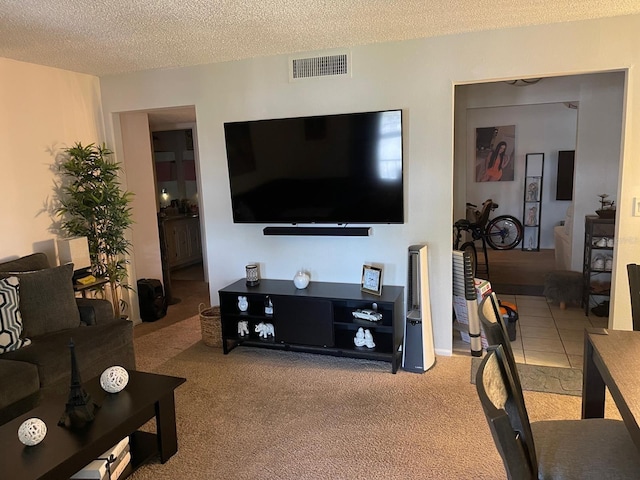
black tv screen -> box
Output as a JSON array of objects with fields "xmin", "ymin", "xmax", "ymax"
[{"xmin": 223, "ymin": 109, "xmax": 404, "ymax": 224}]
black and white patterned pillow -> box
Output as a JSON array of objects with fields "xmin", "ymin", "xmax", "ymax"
[{"xmin": 0, "ymin": 276, "xmax": 31, "ymax": 353}]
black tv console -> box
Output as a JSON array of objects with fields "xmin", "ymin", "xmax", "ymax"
[{"xmin": 218, "ymin": 279, "xmax": 404, "ymax": 373}]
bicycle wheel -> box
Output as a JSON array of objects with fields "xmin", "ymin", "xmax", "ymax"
[
  {"xmin": 459, "ymin": 241, "xmax": 477, "ymax": 277},
  {"xmin": 485, "ymin": 215, "xmax": 523, "ymax": 250}
]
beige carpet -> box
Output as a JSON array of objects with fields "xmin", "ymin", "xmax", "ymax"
[{"xmin": 130, "ymin": 315, "xmax": 618, "ymax": 480}]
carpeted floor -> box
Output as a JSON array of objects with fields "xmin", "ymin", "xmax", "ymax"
[{"xmin": 130, "ymin": 315, "xmax": 620, "ymax": 480}]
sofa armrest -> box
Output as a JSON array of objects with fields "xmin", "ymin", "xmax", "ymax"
[{"xmin": 76, "ymin": 298, "xmax": 116, "ymax": 325}]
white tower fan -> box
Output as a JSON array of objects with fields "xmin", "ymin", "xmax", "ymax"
[{"xmin": 402, "ymin": 244, "xmax": 436, "ymax": 372}]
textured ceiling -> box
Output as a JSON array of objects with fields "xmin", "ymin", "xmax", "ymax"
[{"xmin": 2, "ymin": 1, "xmax": 640, "ymax": 77}]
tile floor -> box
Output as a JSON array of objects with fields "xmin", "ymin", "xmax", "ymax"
[{"xmin": 453, "ymin": 294, "xmax": 609, "ymax": 369}]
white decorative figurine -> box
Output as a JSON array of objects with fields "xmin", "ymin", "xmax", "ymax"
[
  {"xmin": 100, "ymin": 366, "xmax": 129, "ymax": 393},
  {"xmin": 364, "ymin": 329, "xmax": 375, "ymax": 348},
  {"xmin": 18, "ymin": 417, "xmax": 47, "ymax": 446},
  {"xmin": 354, "ymin": 327, "xmax": 366, "ymax": 347},
  {"xmin": 255, "ymin": 322, "xmax": 274, "ymax": 338},
  {"xmin": 238, "ymin": 320, "xmax": 249, "ymax": 337},
  {"xmin": 237, "ymin": 295, "xmax": 249, "ymax": 312}
]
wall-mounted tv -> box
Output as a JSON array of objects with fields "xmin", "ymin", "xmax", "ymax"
[{"xmin": 223, "ymin": 109, "xmax": 404, "ymax": 224}]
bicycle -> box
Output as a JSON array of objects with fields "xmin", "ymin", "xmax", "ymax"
[{"xmin": 453, "ymin": 199, "xmax": 524, "ymax": 277}]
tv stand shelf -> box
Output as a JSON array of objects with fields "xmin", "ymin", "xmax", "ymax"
[{"xmin": 218, "ymin": 279, "xmax": 404, "ymax": 373}]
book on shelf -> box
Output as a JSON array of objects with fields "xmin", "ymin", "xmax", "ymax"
[
  {"xmin": 70, "ymin": 436, "xmax": 130, "ymax": 480},
  {"xmin": 109, "ymin": 450, "xmax": 131, "ymax": 480}
]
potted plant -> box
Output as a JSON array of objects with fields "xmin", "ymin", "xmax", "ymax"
[
  {"xmin": 56, "ymin": 142, "xmax": 134, "ymax": 318},
  {"xmin": 596, "ymin": 194, "xmax": 616, "ymax": 218}
]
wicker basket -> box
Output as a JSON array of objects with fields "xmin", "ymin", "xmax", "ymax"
[{"xmin": 199, "ymin": 303, "xmax": 222, "ymax": 348}]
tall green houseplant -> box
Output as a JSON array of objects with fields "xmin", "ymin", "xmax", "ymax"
[{"xmin": 57, "ymin": 142, "xmax": 134, "ymax": 318}]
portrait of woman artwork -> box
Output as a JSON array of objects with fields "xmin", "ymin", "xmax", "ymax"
[{"xmin": 475, "ymin": 125, "xmax": 515, "ymax": 182}]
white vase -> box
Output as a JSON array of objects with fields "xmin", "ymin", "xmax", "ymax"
[{"xmin": 293, "ymin": 270, "xmax": 310, "ymax": 289}]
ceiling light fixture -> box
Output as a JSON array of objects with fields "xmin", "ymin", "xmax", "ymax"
[{"xmin": 504, "ymin": 78, "xmax": 543, "ymax": 86}]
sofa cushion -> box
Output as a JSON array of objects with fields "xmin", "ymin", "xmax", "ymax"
[
  {"xmin": 0, "ymin": 253, "xmax": 50, "ymax": 272},
  {"xmin": 0, "ymin": 276, "xmax": 32, "ymax": 353},
  {"xmin": 0, "ymin": 359, "xmax": 40, "ymax": 410},
  {"xmin": 0, "ymin": 320, "xmax": 134, "ymax": 388},
  {"xmin": 0, "ymin": 264, "xmax": 81, "ymax": 337}
]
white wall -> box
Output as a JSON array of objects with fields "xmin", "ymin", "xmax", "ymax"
[
  {"xmin": 0, "ymin": 58, "xmax": 104, "ymax": 266},
  {"xmin": 98, "ymin": 14, "xmax": 640, "ymax": 347}
]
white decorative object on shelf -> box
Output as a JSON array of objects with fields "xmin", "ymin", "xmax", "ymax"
[
  {"xmin": 237, "ymin": 295, "xmax": 248, "ymax": 312},
  {"xmin": 100, "ymin": 366, "xmax": 129, "ymax": 393},
  {"xmin": 352, "ymin": 309, "xmax": 383, "ymax": 322},
  {"xmin": 364, "ymin": 329, "xmax": 376, "ymax": 349},
  {"xmin": 293, "ymin": 270, "xmax": 310, "ymax": 289},
  {"xmin": 18, "ymin": 417, "xmax": 47, "ymax": 446},
  {"xmin": 264, "ymin": 296, "xmax": 273, "ymax": 315},
  {"xmin": 238, "ymin": 320, "xmax": 249, "ymax": 337},
  {"xmin": 354, "ymin": 327, "xmax": 366, "ymax": 347},
  {"xmin": 255, "ymin": 322, "xmax": 274, "ymax": 338}
]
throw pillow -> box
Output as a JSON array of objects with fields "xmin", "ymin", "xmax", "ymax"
[
  {"xmin": 0, "ymin": 253, "xmax": 51, "ymax": 273},
  {"xmin": 0, "ymin": 276, "xmax": 32, "ymax": 353},
  {"xmin": 0, "ymin": 264, "xmax": 81, "ymax": 337}
]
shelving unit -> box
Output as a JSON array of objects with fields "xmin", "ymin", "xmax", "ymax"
[
  {"xmin": 582, "ymin": 215, "xmax": 615, "ymax": 316},
  {"xmin": 522, "ymin": 153, "xmax": 544, "ymax": 251},
  {"xmin": 218, "ymin": 279, "xmax": 404, "ymax": 373}
]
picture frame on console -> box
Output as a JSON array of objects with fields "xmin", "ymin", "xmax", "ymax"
[{"xmin": 361, "ymin": 265, "xmax": 383, "ymax": 296}]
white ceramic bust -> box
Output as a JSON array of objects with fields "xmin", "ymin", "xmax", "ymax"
[{"xmin": 354, "ymin": 327, "xmax": 366, "ymax": 347}]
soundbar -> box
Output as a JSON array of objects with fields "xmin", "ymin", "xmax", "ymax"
[{"xmin": 263, "ymin": 226, "xmax": 371, "ymax": 237}]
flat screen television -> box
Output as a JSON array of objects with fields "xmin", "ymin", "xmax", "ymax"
[{"xmin": 223, "ymin": 109, "xmax": 404, "ymax": 224}]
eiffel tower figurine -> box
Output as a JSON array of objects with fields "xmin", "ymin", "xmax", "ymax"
[{"xmin": 58, "ymin": 338, "xmax": 99, "ymax": 428}]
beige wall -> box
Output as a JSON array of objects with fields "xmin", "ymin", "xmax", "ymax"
[{"xmin": 0, "ymin": 58, "xmax": 104, "ymax": 266}]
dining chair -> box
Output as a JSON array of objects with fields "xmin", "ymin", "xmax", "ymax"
[
  {"xmin": 626, "ymin": 263, "xmax": 640, "ymax": 331},
  {"xmin": 476, "ymin": 345, "xmax": 640, "ymax": 479}
]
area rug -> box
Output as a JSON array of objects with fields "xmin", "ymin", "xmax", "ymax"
[{"xmin": 471, "ymin": 356, "xmax": 583, "ymax": 396}]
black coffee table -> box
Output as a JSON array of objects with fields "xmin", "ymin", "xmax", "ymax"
[{"xmin": 0, "ymin": 370, "xmax": 185, "ymax": 479}]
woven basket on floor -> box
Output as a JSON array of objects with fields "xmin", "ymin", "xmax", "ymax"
[{"xmin": 199, "ymin": 303, "xmax": 222, "ymax": 348}]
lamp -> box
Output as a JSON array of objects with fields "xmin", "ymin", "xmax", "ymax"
[{"xmin": 56, "ymin": 237, "xmax": 92, "ymax": 282}]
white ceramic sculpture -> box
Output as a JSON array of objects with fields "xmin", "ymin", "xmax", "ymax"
[
  {"xmin": 354, "ymin": 327, "xmax": 366, "ymax": 347},
  {"xmin": 255, "ymin": 322, "xmax": 274, "ymax": 338},
  {"xmin": 293, "ymin": 270, "xmax": 310, "ymax": 289},
  {"xmin": 237, "ymin": 295, "xmax": 249, "ymax": 312},
  {"xmin": 100, "ymin": 366, "xmax": 129, "ymax": 393},
  {"xmin": 18, "ymin": 417, "xmax": 47, "ymax": 446},
  {"xmin": 364, "ymin": 329, "xmax": 375, "ymax": 348},
  {"xmin": 238, "ymin": 320, "xmax": 249, "ymax": 337}
]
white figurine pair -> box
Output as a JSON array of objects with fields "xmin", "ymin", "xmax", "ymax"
[{"xmin": 353, "ymin": 327, "xmax": 375, "ymax": 348}]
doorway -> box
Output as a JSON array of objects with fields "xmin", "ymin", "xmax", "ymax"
[
  {"xmin": 152, "ymin": 127, "xmax": 204, "ymax": 305},
  {"xmin": 452, "ymin": 72, "xmax": 625, "ymax": 367}
]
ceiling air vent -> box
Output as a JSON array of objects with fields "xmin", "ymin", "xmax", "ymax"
[{"xmin": 289, "ymin": 52, "xmax": 351, "ymax": 81}]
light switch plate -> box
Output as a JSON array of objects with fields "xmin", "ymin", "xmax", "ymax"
[{"xmin": 634, "ymin": 197, "xmax": 640, "ymax": 217}]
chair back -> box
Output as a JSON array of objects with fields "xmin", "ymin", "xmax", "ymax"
[
  {"xmin": 626, "ymin": 264, "xmax": 640, "ymax": 331},
  {"xmin": 478, "ymin": 294, "xmax": 522, "ymax": 393},
  {"xmin": 476, "ymin": 345, "xmax": 537, "ymax": 480}
]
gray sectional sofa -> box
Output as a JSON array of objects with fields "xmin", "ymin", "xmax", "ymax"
[{"xmin": 0, "ymin": 253, "xmax": 135, "ymax": 425}]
